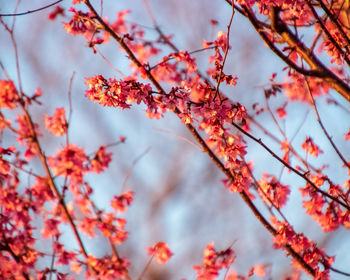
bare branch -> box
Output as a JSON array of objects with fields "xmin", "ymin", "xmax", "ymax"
[{"xmin": 0, "ymin": 0, "xmax": 63, "ymax": 17}]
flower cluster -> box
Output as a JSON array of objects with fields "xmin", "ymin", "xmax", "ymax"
[
  {"xmin": 301, "ymin": 137, "xmax": 323, "ymax": 157},
  {"xmin": 299, "ymin": 175, "xmax": 350, "ymax": 231},
  {"xmin": 90, "ymin": 145, "xmax": 112, "ymax": 173},
  {"xmin": 282, "ymin": 73, "xmax": 329, "ymax": 103},
  {"xmin": 110, "ymin": 191, "xmax": 134, "ymax": 214},
  {"xmin": 16, "ymin": 114, "xmax": 40, "ymax": 159},
  {"xmin": 0, "ymin": 80, "xmax": 19, "ymax": 109},
  {"xmin": 64, "ymin": 8, "xmax": 95, "ymax": 36},
  {"xmin": 48, "ymin": 144, "xmax": 88, "ymax": 185},
  {"xmin": 45, "ymin": 107, "xmax": 68, "ymax": 136},
  {"xmin": 271, "ymin": 217, "xmax": 334, "ymax": 279},
  {"xmin": 147, "ymin": 242, "xmax": 173, "ymax": 264},
  {"xmin": 193, "ymin": 242, "xmax": 235, "ymax": 280},
  {"xmin": 317, "ymin": 22, "xmax": 349, "ymax": 65},
  {"xmin": 258, "ymin": 173, "xmax": 290, "ymax": 208},
  {"xmin": 48, "ymin": 5, "xmax": 65, "ymax": 20},
  {"xmin": 85, "ymin": 255, "xmax": 130, "ymax": 279}
]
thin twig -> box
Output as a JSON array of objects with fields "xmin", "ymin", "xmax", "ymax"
[
  {"xmin": 137, "ymin": 255, "xmax": 154, "ymax": 280},
  {"xmin": 264, "ymin": 96, "xmax": 287, "ymax": 141},
  {"xmin": 67, "ymin": 71, "xmax": 75, "ymax": 145},
  {"xmin": 304, "ymin": 76, "xmax": 350, "ymax": 169},
  {"xmin": 122, "ymin": 147, "xmax": 151, "ymax": 191},
  {"xmin": 9, "ymin": 162, "xmax": 44, "ymax": 179},
  {"xmin": 0, "ymin": 0, "xmax": 63, "ymax": 17},
  {"xmin": 152, "ymin": 126, "xmax": 201, "ymax": 149},
  {"xmin": 49, "ymin": 237, "xmax": 56, "ymax": 280},
  {"xmin": 248, "ymin": 114, "xmax": 321, "ymax": 173},
  {"xmin": 214, "ymin": 2, "xmax": 235, "ymax": 100},
  {"xmin": 150, "ymin": 46, "xmax": 216, "ymax": 70},
  {"xmin": 95, "ymin": 47, "xmax": 126, "ymax": 77}
]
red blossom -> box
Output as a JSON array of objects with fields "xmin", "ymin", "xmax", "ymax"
[
  {"xmin": 28, "ymin": 178, "xmax": 55, "ymax": 211},
  {"xmin": 48, "ymin": 5, "xmax": 65, "ymax": 20},
  {"xmin": 54, "ymin": 242, "xmax": 77, "ymax": 266},
  {"xmin": 282, "ymin": 73, "xmax": 329, "ymax": 103},
  {"xmin": 280, "ymin": 140, "xmax": 290, "ymax": 163},
  {"xmin": 109, "ymin": 10, "xmax": 131, "ymax": 35},
  {"xmin": 0, "ymin": 80, "xmax": 19, "ymax": 109},
  {"xmin": 250, "ymin": 264, "xmax": 267, "ymax": 277},
  {"xmin": 0, "ymin": 157, "xmax": 11, "ymax": 177},
  {"xmin": 71, "ymin": 262, "xmax": 83, "ymax": 274},
  {"xmin": 45, "ymin": 108, "xmax": 68, "ymax": 136},
  {"xmin": 271, "ymin": 216, "xmax": 333, "ymax": 276},
  {"xmin": 86, "ymin": 255, "xmax": 130, "ymax": 279},
  {"xmin": 301, "ymin": 137, "xmax": 323, "ymax": 157},
  {"xmin": 173, "ymin": 51, "xmax": 198, "ymax": 73},
  {"xmin": 96, "ymin": 213, "xmax": 128, "ymax": 244},
  {"xmin": 345, "ymin": 128, "xmax": 350, "ymax": 140},
  {"xmin": 64, "ymin": 7, "xmax": 99, "ymax": 42},
  {"xmin": 317, "ymin": 22, "xmax": 348, "ymax": 65},
  {"xmin": 41, "ymin": 218, "xmax": 61, "ymax": 238},
  {"xmin": 111, "ymin": 229, "xmax": 128, "ymax": 244},
  {"xmin": 90, "ymin": 145, "xmax": 112, "ymax": 173},
  {"xmin": 193, "ymin": 242, "xmax": 235, "ymax": 280},
  {"xmin": 147, "ymin": 241, "xmax": 173, "ymax": 264},
  {"xmin": 0, "ymin": 146, "xmax": 16, "ymax": 156},
  {"xmin": 85, "ymin": 75, "xmax": 131, "ymax": 108},
  {"xmin": 16, "ymin": 114, "xmax": 41, "ymax": 159},
  {"xmin": 300, "ymin": 181, "xmax": 342, "ymax": 231},
  {"xmin": 48, "ymin": 144, "xmax": 88, "ymax": 184},
  {"xmin": 223, "ymin": 74, "xmax": 238, "ymax": 87},
  {"xmin": 110, "ymin": 191, "xmax": 134, "ymax": 213},
  {"xmin": 258, "ymin": 173, "xmax": 290, "ymax": 208},
  {"xmin": 276, "ymin": 103, "xmax": 287, "ymax": 118},
  {"xmin": 79, "ymin": 217, "xmax": 98, "ymax": 237},
  {"xmin": 214, "ymin": 31, "xmax": 230, "ymax": 51}
]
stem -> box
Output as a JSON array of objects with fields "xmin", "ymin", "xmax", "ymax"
[
  {"xmin": 214, "ymin": 3, "xmax": 235, "ymax": 100},
  {"xmin": 137, "ymin": 255, "xmax": 154, "ymax": 280},
  {"xmin": 304, "ymin": 77, "xmax": 350, "ymax": 169},
  {"xmin": 0, "ymin": 0, "xmax": 63, "ymax": 17}
]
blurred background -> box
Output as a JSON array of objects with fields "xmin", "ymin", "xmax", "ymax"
[{"xmin": 0, "ymin": 0, "xmax": 349, "ymax": 279}]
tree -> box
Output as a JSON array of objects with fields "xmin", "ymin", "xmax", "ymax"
[{"xmin": 0, "ymin": 0, "xmax": 349, "ymax": 279}]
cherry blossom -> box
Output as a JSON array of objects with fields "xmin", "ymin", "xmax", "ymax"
[
  {"xmin": 45, "ymin": 108, "xmax": 68, "ymax": 136},
  {"xmin": 0, "ymin": 80, "xmax": 19, "ymax": 109},
  {"xmin": 147, "ymin": 242, "xmax": 173, "ymax": 264}
]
